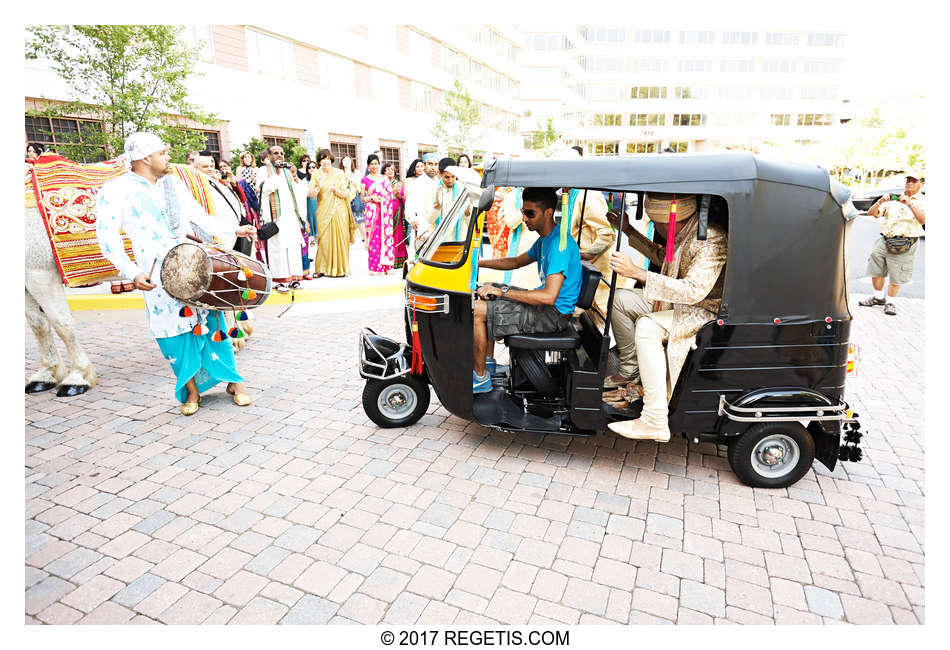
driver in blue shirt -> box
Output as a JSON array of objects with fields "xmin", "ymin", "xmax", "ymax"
[{"xmin": 473, "ymin": 187, "xmax": 582, "ymax": 393}]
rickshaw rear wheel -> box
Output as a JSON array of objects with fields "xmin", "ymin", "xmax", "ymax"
[
  {"xmin": 362, "ymin": 376, "xmax": 430, "ymax": 429},
  {"xmin": 727, "ymin": 422, "xmax": 815, "ymax": 489}
]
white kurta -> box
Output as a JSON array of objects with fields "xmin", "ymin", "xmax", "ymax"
[
  {"xmin": 205, "ymin": 179, "xmax": 242, "ymax": 250},
  {"xmin": 96, "ymin": 171, "xmax": 235, "ymax": 339},
  {"xmin": 257, "ymin": 165, "xmax": 305, "ymax": 281}
]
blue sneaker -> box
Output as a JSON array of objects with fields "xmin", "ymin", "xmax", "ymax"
[
  {"xmin": 486, "ymin": 357, "xmax": 497, "ymax": 375},
  {"xmin": 473, "ymin": 370, "xmax": 492, "ymax": 393}
]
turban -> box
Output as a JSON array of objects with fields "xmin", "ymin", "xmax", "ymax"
[
  {"xmin": 643, "ymin": 193, "xmax": 697, "ymax": 223},
  {"xmin": 423, "ymin": 153, "xmax": 439, "ymax": 163},
  {"xmin": 120, "ymin": 132, "xmax": 165, "ymax": 167}
]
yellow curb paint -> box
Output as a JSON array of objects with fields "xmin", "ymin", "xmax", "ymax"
[{"xmin": 66, "ymin": 283, "xmax": 404, "ymax": 311}]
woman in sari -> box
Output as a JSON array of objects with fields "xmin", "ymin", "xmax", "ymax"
[
  {"xmin": 342, "ymin": 156, "xmax": 366, "ymax": 243},
  {"xmin": 361, "ymin": 154, "xmax": 395, "ymax": 275},
  {"xmin": 382, "ymin": 162, "xmax": 408, "ymax": 268},
  {"xmin": 312, "ymin": 149, "xmax": 357, "ymax": 278}
]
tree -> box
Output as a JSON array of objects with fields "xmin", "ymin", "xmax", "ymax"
[
  {"xmin": 528, "ymin": 118, "xmax": 560, "ymax": 150},
  {"xmin": 431, "ymin": 80, "xmax": 481, "ymax": 155},
  {"xmin": 25, "ymin": 25, "xmax": 217, "ymax": 162},
  {"xmin": 230, "ymin": 137, "xmax": 309, "ymax": 169}
]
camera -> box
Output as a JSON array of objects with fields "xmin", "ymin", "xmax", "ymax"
[{"xmin": 889, "ymin": 193, "xmax": 901, "ymax": 202}]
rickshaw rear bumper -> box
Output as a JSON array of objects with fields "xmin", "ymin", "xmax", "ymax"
[{"xmin": 358, "ymin": 328, "xmax": 418, "ymax": 381}]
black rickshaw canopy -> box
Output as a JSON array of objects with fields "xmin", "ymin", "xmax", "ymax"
[{"xmin": 480, "ymin": 153, "xmax": 857, "ymax": 325}]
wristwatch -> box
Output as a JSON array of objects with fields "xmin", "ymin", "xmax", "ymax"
[{"xmin": 501, "ymin": 285, "xmax": 511, "ymax": 297}]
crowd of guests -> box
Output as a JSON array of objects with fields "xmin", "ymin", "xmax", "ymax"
[{"xmin": 217, "ymin": 145, "xmax": 478, "ymax": 285}]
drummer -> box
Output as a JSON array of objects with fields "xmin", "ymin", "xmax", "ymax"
[{"xmin": 97, "ymin": 132, "xmax": 257, "ymax": 416}]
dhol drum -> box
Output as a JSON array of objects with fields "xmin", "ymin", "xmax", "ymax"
[{"xmin": 161, "ymin": 242, "xmax": 271, "ymax": 310}]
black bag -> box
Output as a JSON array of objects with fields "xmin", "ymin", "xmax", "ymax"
[
  {"xmin": 884, "ymin": 236, "xmax": 916, "ymax": 255},
  {"xmin": 258, "ymin": 221, "xmax": 279, "ymax": 241}
]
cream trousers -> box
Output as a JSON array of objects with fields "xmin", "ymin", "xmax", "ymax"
[
  {"xmin": 635, "ymin": 309, "xmax": 674, "ymax": 427},
  {"xmin": 609, "ymin": 288, "xmax": 654, "ymax": 379}
]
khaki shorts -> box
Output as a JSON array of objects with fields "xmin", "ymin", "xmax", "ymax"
[
  {"xmin": 866, "ymin": 236, "xmax": 918, "ymax": 285},
  {"xmin": 485, "ymin": 285, "xmax": 573, "ymax": 341}
]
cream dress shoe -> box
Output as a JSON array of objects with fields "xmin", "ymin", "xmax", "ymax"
[{"xmin": 608, "ymin": 418, "xmax": 670, "ymax": 442}]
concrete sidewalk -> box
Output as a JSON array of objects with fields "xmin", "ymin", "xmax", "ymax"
[{"xmin": 25, "ymin": 294, "xmax": 924, "ymax": 624}]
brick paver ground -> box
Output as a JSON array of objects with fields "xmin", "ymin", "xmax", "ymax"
[{"xmin": 25, "ymin": 295, "xmax": 925, "ymax": 624}]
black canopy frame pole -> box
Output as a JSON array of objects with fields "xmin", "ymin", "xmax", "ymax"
[
  {"xmin": 574, "ymin": 189, "xmax": 588, "ymax": 249},
  {"xmin": 598, "ymin": 191, "xmax": 627, "ymax": 373}
]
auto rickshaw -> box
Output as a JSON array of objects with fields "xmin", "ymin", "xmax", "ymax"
[{"xmin": 359, "ymin": 153, "xmax": 866, "ymax": 488}]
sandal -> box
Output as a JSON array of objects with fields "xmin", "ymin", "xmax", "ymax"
[
  {"xmin": 226, "ymin": 384, "xmax": 251, "ymax": 406},
  {"xmin": 181, "ymin": 395, "xmax": 202, "ymax": 416}
]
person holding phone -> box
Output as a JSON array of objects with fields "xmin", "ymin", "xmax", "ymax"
[{"xmin": 858, "ymin": 171, "xmax": 926, "ymax": 315}]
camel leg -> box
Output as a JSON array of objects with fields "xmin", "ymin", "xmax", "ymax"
[
  {"xmin": 24, "ymin": 289, "xmax": 64, "ymax": 393},
  {"xmin": 26, "ymin": 271, "xmax": 96, "ymax": 397}
]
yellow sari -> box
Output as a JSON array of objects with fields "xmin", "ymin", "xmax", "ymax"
[{"xmin": 312, "ymin": 167, "xmax": 357, "ymax": 277}]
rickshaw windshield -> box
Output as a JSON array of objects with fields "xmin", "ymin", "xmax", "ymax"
[{"xmin": 418, "ymin": 184, "xmax": 477, "ymax": 267}]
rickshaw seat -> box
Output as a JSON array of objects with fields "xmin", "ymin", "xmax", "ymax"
[{"xmin": 503, "ymin": 263, "xmax": 601, "ymax": 352}]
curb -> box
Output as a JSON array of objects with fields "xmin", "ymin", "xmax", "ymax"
[{"xmin": 66, "ymin": 283, "xmax": 404, "ymax": 311}]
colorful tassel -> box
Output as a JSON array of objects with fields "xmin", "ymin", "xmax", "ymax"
[
  {"xmin": 559, "ymin": 191, "xmax": 569, "ymax": 251},
  {"xmin": 664, "ymin": 197, "xmax": 678, "ymax": 264},
  {"xmin": 246, "ymin": 290, "xmax": 257, "ymax": 300},
  {"xmin": 242, "ymin": 267, "xmax": 254, "ymax": 277},
  {"xmin": 241, "ymin": 288, "xmax": 250, "ymax": 300},
  {"xmin": 237, "ymin": 311, "xmax": 249, "ymax": 321},
  {"xmin": 179, "ymin": 306, "xmax": 194, "ymax": 318},
  {"xmin": 211, "ymin": 330, "xmax": 227, "ymax": 342},
  {"xmin": 192, "ymin": 323, "xmax": 208, "ymax": 336},
  {"xmin": 236, "ymin": 270, "xmax": 246, "ymax": 282},
  {"xmin": 228, "ymin": 327, "xmax": 245, "ymax": 339}
]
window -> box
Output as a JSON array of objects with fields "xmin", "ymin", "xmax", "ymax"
[
  {"xmin": 626, "ymin": 142, "xmax": 658, "ymax": 154},
  {"xmin": 633, "ymin": 29, "xmax": 670, "ymax": 43},
  {"xmin": 584, "ymin": 85, "xmax": 625, "ymax": 101},
  {"xmin": 720, "ymin": 59, "xmax": 755, "ymax": 73},
  {"xmin": 674, "ymin": 86, "xmax": 709, "ymax": 100},
  {"xmin": 796, "ymin": 113, "xmax": 834, "ymax": 126},
  {"xmin": 525, "ymin": 33, "xmax": 572, "ymax": 50},
  {"xmin": 330, "ymin": 141, "xmax": 358, "ymax": 166},
  {"xmin": 579, "ymin": 55, "xmax": 625, "ymax": 72},
  {"xmin": 795, "ymin": 139, "xmax": 818, "ymax": 146},
  {"xmin": 679, "ymin": 30, "xmax": 714, "ymax": 44},
  {"xmin": 181, "ymin": 25, "xmax": 214, "ymax": 64},
  {"xmin": 804, "ymin": 60, "xmax": 841, "ymax": 74},
  {"xmin": 630, "ymin": 114, "xmax": 665, "ymax": 126},
  {"xmin": 409, "ymin": 29, "xmax": 430, "ymax": 58},
  {"xmin": 25, "ymin": 115, "xmax": 105, "ymax": 162},
  {"xmin": 765, "ymin": 32, "xmax": 800, "ymax": 46},
  {"xmin": 585, "ymin": 141, "xmax": 619, "ymax": 155},
  {"xmin": 722, "ymin": 31, "xmax": 758, "ymax": 45},
  {"xmin": 760, "ymin": 86, "xmax": 795, "ymax": 100},
  {"xmin": 412, "ymin": 82, "xmax": 433, "ymax": 112},
  {"xmin": 590, "ymin": 113, "xmax": 622, "ymax": 126},
  {"xmin": 763, "ymin": 60, "xmax": 796, "ymax": 73},
  {"xmin": 672, "ymin": 114, "xmax": 707, "ymax": 126},
  {"xmin": 630, "ymin": 86, "xmax": 667, "ymax": 99},
  {"xmin": 197, "ymin": 130, "xmax": 221, "ymax": 159},
  {"xmin": 417, "ymin": 145, "xmax": 436, "ymax": 160},
  {"xmin": 717, "ymin": 86, "xmax": 754, "ymax": 101},
  {"xmin": 630, "ymin": 57, "xmax": 667, "ymax": 72},
  {"xmin": 677, "ymin": 58, "xmax": 712, "ymax": 72},
  {"xmin": 320, "ymin": 52, "xmax": 355, "ymax": 95},
  {"xmin": 667, "ymin": 142, "xmax": 688, "ymax": 153},
  {"xmin": 263, "ymin": 135, "xmax": 299, "ymax": 150},
  {"xmin": 245, "ymin": 28, "xmax": 295, "ymax": 81},
  {"xmin": 372, "ymin": 69, "xmax": 399, "ymax": 103},
  {"xmin": 800, "ymin": 86, "xmax": 838, "ymax": 100},
  {"xmin": 380, "ymin": 146, "xmax": 401, "ymax": 179},
  {"xmin": 770, "ymin": 113, "xmax": 792, "ymax": 126},
  {"xmin": 580, "ymin": 27, "xmax": 626, "ymax": 43},
  {"xmin": 807, "ymin": 32, "xmax": 844, "ymax": 47}
]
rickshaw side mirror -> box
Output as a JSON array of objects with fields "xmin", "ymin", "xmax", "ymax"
[
  {"xmin": 697, "ymin": 194, "xmax": 710, "ymax": 241},
  {"xmin": 478, "ymin": 185, "xmax": 495, "ymax": 212}
]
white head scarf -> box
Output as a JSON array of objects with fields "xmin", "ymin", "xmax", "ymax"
[{"xmin": 119, "ymin": 132, "xmax": 165, "ymax": 168}]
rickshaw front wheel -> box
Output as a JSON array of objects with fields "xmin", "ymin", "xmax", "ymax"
[
  {"xmin": 727, "ymin": 422, "xmax": 815, "ymax": 489},
  {"xmin": 362, "ymin": 376, "xmax": 430, "ymax": 429}
]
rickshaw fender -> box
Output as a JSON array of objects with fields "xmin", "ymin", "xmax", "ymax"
[{"xmin": 807, "ymin": 422, "xmax": 841, "ymax": 472}]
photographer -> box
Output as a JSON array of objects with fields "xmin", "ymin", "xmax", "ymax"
[
  {"xmin": 255, "ymin": 145, "xmax": 307, "ymax": 290},
  {"xmin": 858, "ymin": 171, "xmax": 926, "ymax": 316}
]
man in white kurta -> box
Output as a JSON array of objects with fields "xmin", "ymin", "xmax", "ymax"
[
  {"xmin": 256, "ymin": 145, "xmax": 306, "ymax": 288},
  {"xmin": 96, "ymin": 133, "xmax": 256, "ymax": 414}
]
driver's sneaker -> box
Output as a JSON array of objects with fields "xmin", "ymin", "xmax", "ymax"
[
  {"xmin": 608, "ymin": 418, "xmax": 670, "ymax": 442},
  {"xmin": 485, "ymin": 357, "xmax": 497, "ymax": 375},
  {"xmin": 858, "ymin": 296, "xmax": 885, "ymax": 307},
  {"xmin": 473, "ymin": 370, "xmax": 492, "ymax": 393}
]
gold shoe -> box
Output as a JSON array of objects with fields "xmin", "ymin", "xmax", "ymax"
[
  {"xmin": 181, "ymin": 395, "xmax": 201, "ymax": 416},
  {"xmin": 226, "ymin": 385, "xmax": 251, "ymax": 406}
]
